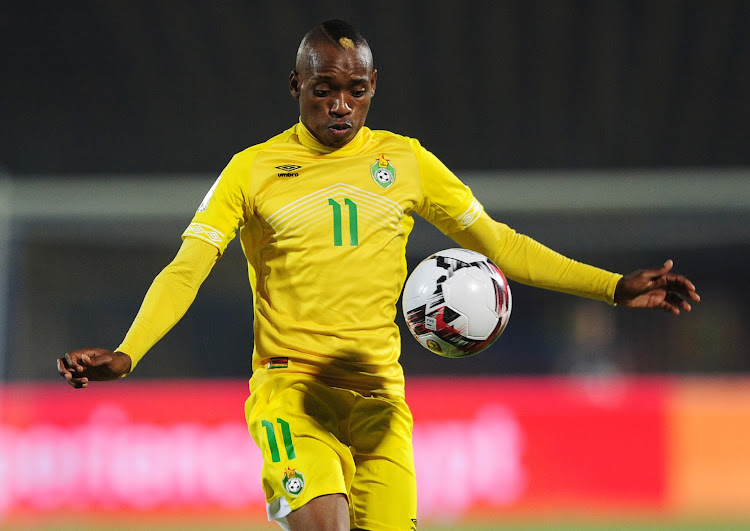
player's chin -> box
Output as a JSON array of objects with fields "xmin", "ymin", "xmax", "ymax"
[{"xmin": 325, "ymin": 127, "xmax": 354, "ymax": 146}]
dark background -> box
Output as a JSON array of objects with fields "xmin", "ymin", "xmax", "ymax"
[
  {"xmin": 2, "ymin": 1, "xmax": 748, "ymax": 381},
  {"xmin": 2, "ymin": 0, "xmax": 749, "ymax": 174}
]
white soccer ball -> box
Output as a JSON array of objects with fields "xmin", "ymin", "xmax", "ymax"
[{"xmin": 402, "ymin": 248, "xmax": 512, "ymax": 358}]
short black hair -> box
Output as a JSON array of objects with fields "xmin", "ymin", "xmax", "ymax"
[
  {"xmin": 295, "ymin": 19, "xmax": 372, "ymax": 71},
  {"xmin": 318, "ymin": 19, "xmax": 368, "ymax": 48}
]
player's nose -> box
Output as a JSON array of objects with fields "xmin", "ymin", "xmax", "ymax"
[{"xmin": 329, "ymin": 93, "xmax": 352, "ymax": 116}]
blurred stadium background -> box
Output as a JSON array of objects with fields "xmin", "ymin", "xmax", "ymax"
[{"xmin": 1, "ymin": 1, "xmax": 749, "ymax": 529}]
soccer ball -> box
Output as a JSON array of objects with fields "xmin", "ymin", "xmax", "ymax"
[{"xmin": 402, "ymin": 248, "xmax": 512, "ymax": 358}]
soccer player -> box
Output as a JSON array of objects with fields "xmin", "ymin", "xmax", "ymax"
[{"xmin": 57, "ymin": 19, "xmax": 699, "ymax": 531}]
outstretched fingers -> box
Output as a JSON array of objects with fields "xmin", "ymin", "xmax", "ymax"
[
  {"xmin": 665, "ymin": 274, "xmax": 700, "ymax": 303},
  {"xmin": 663, "ymin": 291, "xmax": 690, "ymax": 315},
  {"xmin": 615, "ymin": 259, "xmax": 700, "ymax": 314}
]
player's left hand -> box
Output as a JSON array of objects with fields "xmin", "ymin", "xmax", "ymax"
[{"xmin": 614, "ymin": 259, "xmax": 700, "ymax": 315}]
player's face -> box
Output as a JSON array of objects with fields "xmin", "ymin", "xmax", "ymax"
[{"xmin": 290, "ymin": 42, "xmax": 377, "ymax": 148}]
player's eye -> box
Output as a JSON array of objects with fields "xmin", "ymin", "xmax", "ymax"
[
  {"xmin": 351, "ymin": 89, "xmax": 366, "ymax": 98},
  {"xmin": 313, "ymin": 89, "xmax": 330, "ymax": 97}
]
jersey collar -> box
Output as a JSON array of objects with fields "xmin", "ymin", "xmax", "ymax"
[{"xmin": 295, "ymin": 119, "xmax": 367, "ymax": 156}]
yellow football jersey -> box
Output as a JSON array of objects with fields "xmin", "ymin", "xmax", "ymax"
[{"xmin": 183, "ymin": 121, "xmax": 483, "ymax": 397}]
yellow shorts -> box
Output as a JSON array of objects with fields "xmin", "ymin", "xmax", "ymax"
[{"xmin": 245, "ymin": 372, "xmax": 417, "ymax": 530}]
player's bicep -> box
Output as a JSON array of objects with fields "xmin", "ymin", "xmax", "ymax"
[
  {"xmin": 412, "ymin": 140, "xmax": 483, "ymax": 233},
  {"xmin": 185, "ymin": 157, "xmax": 251, "ymax": 254},
  {"xmin": 447, "ymin": 212, "xmax": 511, "ymax": 258},
  {"xmin": 448, "ymin": 213, "xmax": 552, "ymax": 282}
]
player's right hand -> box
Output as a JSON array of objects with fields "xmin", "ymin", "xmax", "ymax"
[{"xmin": 57, "ymin": 348, "xmax": 132, "ymax": 388}]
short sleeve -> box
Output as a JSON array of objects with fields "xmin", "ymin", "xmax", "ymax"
[
  {"xmin": 182, "ymin": 154, "xmax": 251, "ymax": 255},
  {"xmin": 410, "ymin": 139, "xmax": 483, "ymax": 234}
]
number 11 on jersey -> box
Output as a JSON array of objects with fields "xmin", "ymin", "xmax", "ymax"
[
  {"xmin": 262, "ymin": 418, "xmax": 296, "ymax": 462},
  {"xmin": 328, "ymin": 198, "xmax": 358, "ymax": 246}
]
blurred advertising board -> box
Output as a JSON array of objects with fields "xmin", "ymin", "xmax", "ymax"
[{"xmin": 1, "ymin": 377, "xmax": 749, "ymax": 524}]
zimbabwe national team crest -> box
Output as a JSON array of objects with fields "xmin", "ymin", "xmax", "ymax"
[
  {"xmin": 371, "ymin": 154, "xmax": 396, "ymax": 188},
  {"xmin": 282, "ymin": 468, "xmax": 305, "ymax": 497}
]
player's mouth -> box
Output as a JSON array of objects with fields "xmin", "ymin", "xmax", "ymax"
[{"xmin": 328, "ymin": 121, "xmax": 353, "ymax": 137}]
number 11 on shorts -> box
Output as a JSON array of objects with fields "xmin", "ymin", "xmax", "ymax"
[{"xmin": 262, "ymin": 418, "xmax": 296, "ymax": 462}]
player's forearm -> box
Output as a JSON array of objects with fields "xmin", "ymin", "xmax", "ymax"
[
  {"xmin": 117, "ymin": 237, "xmax": 219, "ymax": 371},
  {"xmin": 449, "ymin": 214, "xmax": 622, "ymax": 304},
  {"xmin": 497, "ymin": 232, "xmax": 622, "ymax": 303}
]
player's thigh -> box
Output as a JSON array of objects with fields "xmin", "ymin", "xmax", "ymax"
[
  {"xmin": 285, "ymin": 493, "xmax": 349, "ymax": 531},
  {"xmin": 349, "ymin": 394, "xmax": 417, "ymax": 531},
  {"xmin": 246, "ymin": 378, "xmax": 355, "ymax": 520}
]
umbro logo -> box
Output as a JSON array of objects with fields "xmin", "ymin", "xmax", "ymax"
[{"xmin": 275, "ymin": 164, "xmax": 302, "ymax": 177}]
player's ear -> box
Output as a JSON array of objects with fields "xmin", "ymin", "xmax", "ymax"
[
  {"xmin": 289, "ymin": 70, "xmax": 301, "ymax": 99},
  {"xmin": 370, "ymin": 69, "xmax": 377, "ymax": 97}
]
